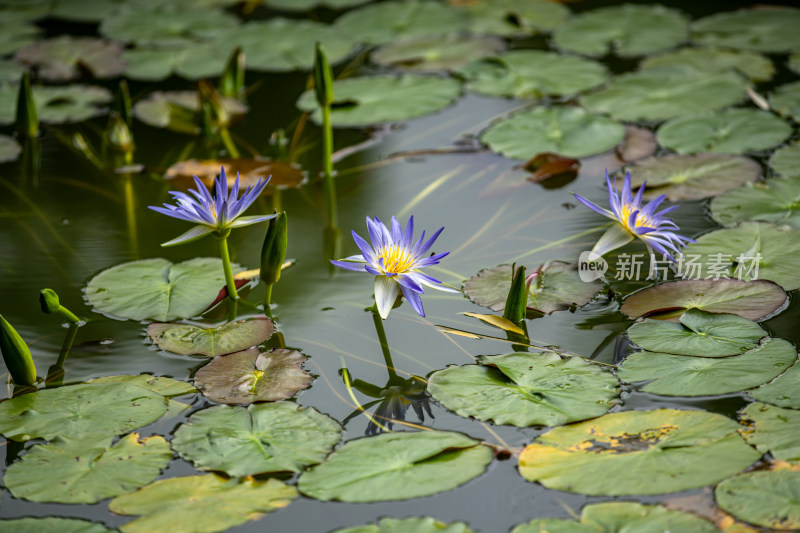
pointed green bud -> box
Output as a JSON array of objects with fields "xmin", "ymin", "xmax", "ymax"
[
  {"xmin": 269, "ymin": 128, "xmax": 288, "ymax": 160},
  {"xmin": 503, "ymin": 264, "xmax": 528, "ymax": 324},
  {"xmin": 0, "ymin": 315, "xmax": 37, "ymax": 386},
  {"xmin": 106, "ymin": 112, "xmax": 135, "ymax": 153},
  {"xmin": 114, "ymin": 79, "xmax": 132, "ymax": 127},
  {"xmin": 313, "ymin": 42, "xmax": 333, "ymax": 107},
  {"xmin": 260, "ymin": 211, "xmax": 288, "ymax": 287},
  {"xmin": 219, "ymin": 46, "xmax": 245, "ymax": 99},
  {"xmin": 39, "ymin": 288, "xmax": 61, "ymax": 314},
  {"xmin": 16, "ymin": 71, "xmax": 38, "ymax": 139}
]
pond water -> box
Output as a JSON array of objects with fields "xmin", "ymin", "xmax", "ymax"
[{"xmin": 1, "ymin": 0, "xmax": 800, "ymax": 532}]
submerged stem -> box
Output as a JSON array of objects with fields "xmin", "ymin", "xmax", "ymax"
[{"xmin": 217, "ymin": 230, "xmax": 239, "ymax": 300}]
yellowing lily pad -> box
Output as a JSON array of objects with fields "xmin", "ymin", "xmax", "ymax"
[
  {"xmin": 0, "ymin": 517, "xmax": 114, "ymax": 533},
  {"xmin": 298, "ymin": 430, "xmax": 492, "ymax": 502},
  {"xmin": 172, "ymin": 402, "xmax": 341, "ymax": 476},
  {"xmin": 640, "ymin": 47, "xmax": 774, "ymax": 82},
  {"xmin": 692, "ymin": 8, "xmax": 800, "ymax": 53},
  {"xmin": 770, "ymin": 142, "xmax": 800, "ymax": 178},
  {"xmin": 741, "ymin": 402, "xmax": 800, "ymax": 461},
  {"xmin": 711, "ymin": 177, "xmax": 800, "ymax": 229},
  {"xmin": 4, "ymin": 433, "xmax": 171, "ymax": 504},
  {"xmin": 194, "ymin": 347, "xmax": 312, "ymax": 404},
  {"xmin": 147, "ymin": 317, "xmax": 274, "ymax": 357},
  {"xmin": 109, "ymin": 475, "xmax": 297, "ymax": 533},
  {"xmin": 748, "ymin": 361, "xmax": 800, "ymax": 409},
  {"xmin": 458, "ymin": 0, "xmax": 569, "ymax": 37},
  {"xmin": 133, "ymin": 91, "xmax": 247, "ymax": 135},
  {"xmin": 427, "ymin": 351, "xmax": 619, "ymax": 427},
  {"xmin": 519, "ymin": 409, "xmax": 760, "ymax": 495},
  {"xmin": 715, "ymin": 467, "xmax": 800, "ymax": 530},
  {"xmin": 371, "ymin": 34, "xmax": 504, "ymax": 73},
  {"xmin": 14, "ymin": 36, "xmax": 125, "ymax": 81},
  {"xmin": 0, "ymin": 84, "xmax": 112, "ymax": 125}
]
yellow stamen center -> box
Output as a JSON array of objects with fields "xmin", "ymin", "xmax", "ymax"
[
  {"xmin": 620, "ymin": 203, "xmax": 654, "ymax": 231},
  {"xmin": 377, "ymin": 245, "xmax": 415, "ymax": 274}
]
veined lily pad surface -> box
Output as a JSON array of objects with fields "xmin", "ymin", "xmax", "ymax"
[
  {"xmin": 741, "ymin": 402, "xmax": 800, "ymax": 461},
  {"xmin": 640, "ymin": 47, "xmax": 774, "ymax": 82},
  {"xmin": 711, "ymin": 177, "xmax": 800, "ymax": 229},
  {"xmin": 692, "ymin": 8, "xmax": 800, "ymax": 53},
  {"xmin": 748, "ymin": 361, "xmax": 800, "ymax": 409},
  {"xmin": 147, "ymin": 317, "xmax": 273, "ymax": 357},
  {"xmin": 0, "ymin": 517, "xmax": 115, "ymax": 533},
  {"xmin": 715, "ymin": 466, "xmax": 800, "ymax": 530},
  {"xmin": 86, "ymin": 374, "xmax": 197, "ymax": 397},
  {"xmin": 770, "ymin": 142, "xmax": 800, "ymax": 178}
]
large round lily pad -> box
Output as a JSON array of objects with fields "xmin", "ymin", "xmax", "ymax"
[
  {"xmin": 428, "ymin": 352, "xmax": 619, "ymax": 427},
  {"xmin": 4, "ymin": 433, "xmax": 171, "ymax": 504},
  {"xmin": 0, "ymin": 84, "xmax": 111, "ymax": 125},
  {"xmin": 14, "ymin": 36, "xmax": 125, "ymax": 81},
  {"xmin": 133, "ymin": 91, "xmax": 247, "ymax": 135},
  {"xmin": 741, "ymin": 402, "xmax": 800, "ymax": 461},
  {"xmin": 299, "ymin": 430, "xmax": 492, "ymax": 502},
  {"xmin": 194, "ymin": 347, "xmax": 313, "ymax": 404},
  {"xmin": 656, "ymin": 109, "xmax": 791, "ymax": 155},
  {"xmin": 640, "ymin": 47, "xmax": 774, "ymax": 82},
  {"xmin": 682, "ymin": 221, "xmax": 800, "ymax": 291},
  {"xmin": 463, "ymin": 262, "xmax": 602, "ymax": 315},
  {"xmin": 716, "ymin": 467, "xmax": 800, "ymax": 530},
  {"xmin": 457, "ymin": 50, "xmax": 607, "ymax": 100},
  {"xmin": 579, "ymin": 69, "xmax": 746, "ymax": 122},
  {"xmin": 296, "ymin": 75, "xmax": 460, "ymax": 127},
  {"xmin": 711, "ymin": 177, "xmax": 800, "ymax": 229},
  {"xmin": 626, "ymin": 308, "xmax": 766, "ymax": 357},
  {"xmin": 519, "ymin": 409, "xmax": 760, "ymax": 495},
  {"xmin": 482, "ymin": 106, "xmax": 625, "ymax": 159},
  {"xmin": 770, "ymin": 81, "xmax": 800, "ymax": 122},
  {"xmin": 618, "ymin": 337, "xmax": 797, "ymax": 396},
  {"xmin": 85, "ymin": 257, "xmax": 241, "ymax": 322},
  {"xmin": 109, "ymin": 475, "xmax": 297, "ymax": 533},
  {"xmin": 147, "ymin": 317, "xmax": 273, "ymax": 357},
  {"xmin": 458, "ymin": 0, "xmax": 568, "ymax": 37},
  {"xmin": 621, "ymin": 279, "xmax": 786, "ymax": 321},
  {"xmin": 371, "ymin": 34, "xmax": 504, "ymax": 73},
  {"xmin": 100, "ymin": 4, "xmax": 239, "ymax": 46},
  {"xmin": 87, "ymin": 374, "xmax": 197, "ymax": 397},
  {"xmin": 0, "ymin": 383, "xmax": 167, "ymax": 442},
  {"xmin": 770, "ymin": 143, "xmax": 800, "ymax": 179},
  {"xmin": 625, "ymin": 153, "xmax": 759, "ymax": 201},
  {"xmin": 0, "ymin": 517, "xmax": 114, "ymax": 533},
  {"xmin": 748, "ymin": 361, "xmax": 800, "ymax": 409},
  {"xmin": 172, "ymin": 402, "xmax": 341, "ymax": 477},
  {"xmin": 552, "ymin": 4, "xmax": 688, "ymax": 57},
  {"xmin": 692, "ymin": 8, "xmax": 800, "ymax": 53}
]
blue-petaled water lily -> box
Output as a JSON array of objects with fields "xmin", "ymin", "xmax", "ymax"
[
  {"xmin": 331, "ymin": 216, "xmax": 458, "ymax": 319},
  {"xmin": 574, "ymin": 170, "xmax": 694, "ymax": 260}
]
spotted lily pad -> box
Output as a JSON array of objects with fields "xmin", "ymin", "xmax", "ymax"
[
  {"xmin": 4, "ymin": 433, "xmax": 171, "ymax": 504},
  {"xmin": 0, "ymin": 84, "xmax": 111, "ymax": 125},
  {"xmin": 457, "ymin": 50, "xmax": 607, "ymax": 100},
  {"xmin": 627, "ymin": 308, "xmax": 766, "ymax": 357},
  {"xmin": 15, "ymin": 36, "xmax": 125, "ymax": 81},
  {"xmin": 482, "ymin": 106, "xmax": 625, "ymax": 159},
  {"xmin": 618, "ymin": 337, "xmax": 797, "ymax": 396},
  {"xmin": 100, "ymin": 4, "xmax": 239, "ymax": 46},
  {"xmin": 770, "ymin": 143, "xmax": 800, "ymax": 178},
  {"xmin": 553, "ymin": 5, "xmax": 688, "ymax": 57},
  {"xmin": 519, "ymin": 409, "xmax": 760, "ymax": 495},
  {"xmin": 580, "ymin": 69, "xmax": 746, "ymax": 122},
  {"xmin": 463, "ymin": 262, "xmax": 602, "ymax": 315},
  {"xmin": 716, "ymin": 466, "xmax": 800, "ymax": 530},
  {"xmin": 0, "ymin": 383, "xmax": 167, "ymax": 442},
  {"xmin": 166, "ymin": 158, "xmax": 305, "ymax": 189},
  {"xmin": 748, "ymin": 362, "xmax": 800, "ymax": 409},
  {"xmin": 87, "ymin": 374, "xmax": 197, "ymax": 397},
  {"xmin": 741, "ymin": 402, "xmax": 800, "ymax": 461},
  {"xmin": 621, "ymin": 279, "xmax": 786, "ymax": 321},
  {"xmin": 428, "ymin": 352, "xmax": 619, "ymax": 427},
  {"xmin": 147, "ymin": 318, "xmax": 273, "ymax": 357},
  {"xmin": 296, "ymin": 75, "xmax": 461, "ymax": 127},
  {"xmin": 298, "ymin": 430, "xmax": 492, "ymax": 502},
  {"xmin": 85, "ymin": 258, "xmax": 242, "ymax": 322},
  {"xmin": 133, "ymin": 91, "xmax": 247, "ymax": 135},
  {"xmin": 194, "ymin": 347, "xmax": 312, "ymax": 404},
  {"xmin": 458, "ymin": 0, "xmax": 569, "ymax": 37},
  {"xmin": 656, "ymin": 109, "xmax": 791, "ymax": 155},
  {"xmin": 109, "ymin": 475, "xmax": 297, "ymax": 533},
  {"xmin": 371, "ymin": 34, "xmax": 504, "ymax": 73},
  {"xmin": 692, "ymin": 8, "xmax": 800, "ymax": 53},
  {"xmin": 711, "ymin": 178, "xmax": 800, "ymax": 229},
  {"xmin": 0, "ymin": 517, "xmax": 115, "ymax": 533},
  {"xmin": 172, "ymin": 402, "xmax": 341, "ymax": 476},
  {"xmin": 335, "ymin": 518, "xmax": 475, "ymax": 533},
  {"xmin": 0, "ymin": 134, "xmax": 21, "ymax": 163},
  {"xmin": 640, "ymin": 47, "xmax": 774, "ymax": 82},
  {"xmin": 770, "ymin": 81, "xmax": 800, "ymax": 122},
  {"xmin": 624, "ymin": 153, "xmax": 760, "ymax": 201}
]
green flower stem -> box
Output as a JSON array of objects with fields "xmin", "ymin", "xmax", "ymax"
[
  {"xmin": 369, "ymin": 304, "xmax": 397, "ymax": 380},
  {"xmin": 46, "ymin": 322, "xmax": 79, "ymax": 388},
  {"xmin": 122, "ymin": 173, "xmax": 138, "ymax": 257},
  {"xmin": 219, "ymin": 127, "xmax": 240, "ymax": 159},
  {"xmin": 321, "ymin": 103, "xmax": 337, "ymax": 227},
  {"xmin": 263, "ymin": 283, "xmax": 274, "ymax": 318},
  {"xmin": 216, "ymin": 230, "xmax": 239, "ymax": 301}
]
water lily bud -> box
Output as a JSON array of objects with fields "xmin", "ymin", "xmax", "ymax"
[
  {"xmin": 313, "ymin": 42, "xmax": 333, "ymax": 107},
  {"xmin": 15, "ymin": 72, "xmax": 38, "ymax": 139},
  {"xmin": 219, "ymin": 46, "xmax": 245, "ymax": 99},
  {"xmin": 39, "ymin": 288, "xmax": 60, "ymax": 314},
  {"xmin": 106, "ymin": 112, "xmax": 135, "ymax": 153},
  {"xmin": 0, "ymin": 315, "xmax": 37, "ymax": 386},
  {"xmin": 260, "ymin": 211, "xmax": 288, "ymax": 286},
  {"xmin": 503, "ymin": 265, "xmax": 528, "ymax": 324}
]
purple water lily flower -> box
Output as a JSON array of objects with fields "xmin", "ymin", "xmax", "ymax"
[{"xmin": 331, "ymin": 216, "xmax": 458, "ymax": 319}]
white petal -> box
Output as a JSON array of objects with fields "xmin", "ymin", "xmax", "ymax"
[
  {"xmin": 592, "ymin": 224, "xmax": 634, "ymax": 257},
  {"xmin": 161, "ymin": 224, "xmax": 215, "ymax": 247},
  {"xmin": 374, "ymin": 276, "xmax": 399, "ymax": 319}
]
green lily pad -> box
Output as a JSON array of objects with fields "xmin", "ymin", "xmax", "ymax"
[
  {"xmin": 580, "ymin": 69, "xmax": 746, "ymax": 122},
  {"xmin": 428, "ymin": 351, "xmax": 619, "ymax": 427},
  {"xmin": 0, "ymin": 517, "xmax": 115, "ymax": 533},
  {"xmin": 0, "ymin": 84, "xmax": 112, "ymax": 126},
  {"xmin": 741, "ymin": 402, "xmax": 800, "ymax": 461},
  {"xmin": 0, "ymin": 383, "xmax": 167, "ymax": 442},
  {"xmin": 172, "ymin": 402, "xmax": 341, "ymax": 477},
  {"xmin": 85, "ymin": 257, "xmax": 242, "ymax": 322},
  {"xmin": 0, "ymin": 60, "xmax": 26, "ymax": 84},
  {"xmin": 770, "ymin": 143, "xmax": 800, "ymax": 179},
  {"xmin": 458, "ymin": 0, "xmax": 569, "ymax": 37},
  {"xmin": 133, "ymin": 91, "xmax": 247, "ymax": 134},
  {"xmin": 457, "ymin": 50, "xmax": 608, "ymax": 100},
  {"xmin": 14, "ymin": 36, "xmax": 125, "ymax": 81},
  {"xmin": 627, "ymin": 308, "xmax": 766, "ymax": 357},
  {"xmin": 147, "ymin": 317, "xmax": 274, "ymax": 357},
  {"xmin": 553, "ymin": 4, "xmax": 688, "ymax": 57},
  {"xmin": 481, "ymin": 106, "xmax": 625, "ymax": 159},
  {"xmin": 749, "ymin": 361, "xmax": 800, "ymax": 409},
  {"xmin": 122, "ymin": 48, "xmax": 193, "ymax": 82},
  {"xmin": 4, "ymin": 433, "xmax": 171, "ymax": 504},
  {"xmin": 692, "ymin": 8, "xmax": 800, "ymax": 53},
  {"xmin": 640, "ymin": 47, "xmax": 774, "ymax": 82},
  {"xmin": 371, "ymin": 34, "xmax": 504, "ymax": 73},
  {"xmin": 194, "ymin": 347, "xmax": 313, "ymax": 404},
  {"xmin": 87, "ymin": 374, "xmax": 197, "ymax": 397},
  {"xmin": 656, "ymin": 108, "xmax": 791, "ymax": 155},
  {"xmin": 263, "ymin": 0, "xmax": 369, "ymax": 11},
  {"xmin": 620, "ymin": 279, "xmax": 786, "ymax": 321},
  {"xmin": 109, "ymin": 475, "xmax": 297, "ymax": 533},
  {"xmin": 335, "ymin": 517, "xmax": 476, "ymax": 533},
  {"xmin": 519, "ymin": 409, "xmax": 760, "ymax": 495},
  {"xmin": 716, "ymin": 466, "xmax": 800, "ymax": 530},
  {"xmin": 710, "ymin": 177, "xmax": 800, "ymax": 229},
  {"xmin": 299, "ymin": 430, "xmax": 492, "ymax": 502},
  {"xmin": 0, "ymin": 21, "xmax": 40, "ymax": 55},
  {"xmin": 332, "ymin": 1, "xmax": 469, "ymax": 45},
  {"xmin": 296, "ymin": 75, "xmax": 460, "ymax": 127},
  {"xmin": 624, "ymin": 153, "xmax": 760, "ymax": 201},
  {"xmin": 682, "ymin": 221, "xmax": 800, "ymax": 291},
  {"xmin": 463, "ymin": 262, "xmax": 602, "ymax": 315},
  {"xmin": 48, "ymin": 0, "xmax": 131, "ymax": 23},
  {"xmin": 770, "ymin": 81, "xmax": 800, "ymax": 122},
  {"xmin": 512, "ymin": 502, "xmax": 719, "ymax": 533},
  {"xmin": 618, "ymin": 337, "xmax": 797, "ymax": 396},
  {"xmin": 100, "ymin": 4, "xmax": 239, "ymax": 46},
  {"xmin": 0, "ymin": 134, "xmax": 21, "ymax": 163}
]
